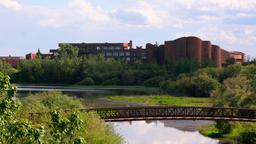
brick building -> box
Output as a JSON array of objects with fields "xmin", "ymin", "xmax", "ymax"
[
  {"xmin": 0, "ymin": 56, "xmax": 24, "ymax": 67},
  {"xmin": 49, "ymin": 36, "xmax": 245, "ymax": 68},
  {"xmin": 153, "ymin": 36, "xmax": 245, "ymax": 68},
  {"xmin": 51, "ymin": 40, "xmax": 148, "ymax": 62}
]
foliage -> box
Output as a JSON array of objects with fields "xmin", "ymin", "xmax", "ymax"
[
  {"xmin": 49, "ymin": 111, "xmax": 84, "ymax": 144},
  {"xmin": 0, "ymin": 72, "xmax": 43, "ymax": 143},
  {"xmin": 20, "ymin": 92, "xmax": 123, "ymax": 144},
  {"xmin": 210, "ymin": 76, "xmax": 255, "ymax": 108},
  {"xmin": 77, "ymin": 77, "xmax": 95, "ymax": 85},
  {"xmin": 22, "ymin": 92, "xmax": 83, "ymax": 113},
  {"xmin": 219, "ymin": 64, "xmax": 242, "ymax": 82},
  {"xmin": 143, "ymin": 76, "xmax": 165, "ymax": 87},
  {"xmin": 242, "ymin": 64, "xmax": 256, "ymax": 92},
  {"xmin": 162, "ymin": 73, "xmax": 220, "ymax": 97},
  {"xmin": 215, "ymin": 120, "xmax": 231, "ymax": 134},
  {"xmin": 0, "ymin": 60, "xmax": 17, "ymax": 76},
  {"xmin": 239, "ymin": 128, "xmax": 256, "ymax": 144},
  {"xmin": 58, "ymin": 44, "xmax": 79, "ymax": 58},
  {"xmin": 0, "ymin": 73, "xmax": 122, "ymax": 144}
]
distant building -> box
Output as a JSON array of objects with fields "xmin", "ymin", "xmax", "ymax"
[
  {"xmin": 51, "ymin": 40, "xmax": 148, "ymax": 62},
  {"xmin": 230, "ymin": 51, "xmax": 245, "ymax": 64},
  {"xmin": 26, "ymin": 53, "xmax": 37, "ymax": 59},
  {"xmin": 0, "ymin": 56, "xmax": 24, "ymax": 67},
  {"xmin": 25, "ymin": 53, "xmax": 54, "ymax": 60},
  {"xmin": 49, "ymin": 37, "xmax": 245, "ymax": 68},
  {"xmin": 162, "ymin": 36, "xmax": 245, "ymax": 67}
]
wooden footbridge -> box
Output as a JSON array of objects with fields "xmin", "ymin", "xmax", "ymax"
[{"xmin": 29, "ymin": 106, "xmax": 256, "ymax": 122}]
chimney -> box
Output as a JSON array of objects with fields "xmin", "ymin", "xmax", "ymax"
[{"xmin": 129, "ymin": 40, "xmax": 133, "ymax": 48}]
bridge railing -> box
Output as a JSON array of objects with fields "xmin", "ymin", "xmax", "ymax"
[
  {"xmin": 84, "ymin": 106, "xmax": 256, "ymax": 121},
  {"xmin": 29, "ymin": 106, "xmax": 256, "ymax": 122}
]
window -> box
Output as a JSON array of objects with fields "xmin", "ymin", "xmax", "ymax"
[
  {"xmin": 96, "ymin": 46, "xmax": 100, "ymax": 50},
  {"xmin": 115, "ymin": 46, "xmax": 121, "ymax": 50},
  {"xmin": 103, "ymin": 46, "xmax": 108, "ymax": 50},
  {"xmin": 142, "ymin": 52, "xmax": 147, "ymax": 59},
  {"xmin": 125, "ymin": 52, "xmax": 130, "ymax": 56},
  {"xmin": 113, "ymin": 52, "xmax": 118, "ymax": 56},
  {"xmin": 119, "ymin": 52, "xmax": 125, "ymax": 56},
  {"xmin": 110, "ymin": 46, "xmax": 115, "ymax": 50},
  {"xmin": 126, "ymin": 57, "xmax": 130, "ymax": 61},
  {"xmin": 106, "ymin": 52, "xmax": 112, "ymax": 56}
]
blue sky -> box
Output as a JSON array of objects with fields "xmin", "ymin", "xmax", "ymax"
[{"xmin": 1, "ymin": 0, "xmax": 256, "ymax": 58}]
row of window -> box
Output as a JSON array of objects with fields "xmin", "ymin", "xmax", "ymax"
[
  {"xmin": 105, "ymin": 51, "xmax": 131, "ymax": 57},
  {"xmin": 97, "ymin": 46, "xmax": 122, "ymax": 50}
]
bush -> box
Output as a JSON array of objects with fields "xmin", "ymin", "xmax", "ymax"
[
  {"xmin": 103, "ymin": 77, "xmax": 121, "ymax": 85},
  {"xmin": 215, "ymin": 120, "xmax": 231, "ymax": 134},
  {"xmin": 162, "ymin": 73, "xmax": 220, "ymax": 97},
  {"xmin": 239, "ymin": 128, "xmax": 256, "ymax": 144},
  {"xmin": 219, "ymin": 64, "xmax": 242, "ymax": 82},
  {"xmin": 190, "ymin": 73, "xmax": 220, "ymax": 97},
  {"xmin": 143, "ymin": 76, "xmax": 165, "ymax": 87},
  {"xmin": 77, "ymin": 77, "xmax": 95, "ymax": 85},
  {"xmin": 22, "ymin": 91, "xmax": 83, "ymax": 112}
]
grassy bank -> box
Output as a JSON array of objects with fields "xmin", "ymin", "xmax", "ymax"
[
  {"xmin": 19, "ymin": 91, "xmax": 123, "ymax": 144},
  {"xmin": 199, "ymin": 122, "xmax": 256, "ymax": 144},
  {"xmin": 106, "ymin": 95, "xmax": 210, "ymax": 107}
]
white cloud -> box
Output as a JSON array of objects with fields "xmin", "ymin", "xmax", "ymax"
[
  {"xmin": 0, "ymin": 0, "xmax": 22, "ymax": 11},
  {"xmin": 135, "ymin": 1, "xmax": 163, "ymax": 26}
]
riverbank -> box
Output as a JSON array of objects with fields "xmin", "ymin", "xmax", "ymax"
[
  {"xmin": 105, "ymin": 95, "xmax": 211, "ymax": 107},
  {"xmin": 200, "ymin": 122, "xmax": 256, "ymax": 144}
]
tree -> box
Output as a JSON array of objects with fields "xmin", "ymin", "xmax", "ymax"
[
  {"xmin": 49, "ymin": 111, "xmax": 84, "ymax": 144},
  {"xmin": 0, "ymin": 60, "xmax": 16, "ymax": 76},
  {"xmin": 211, "ymin": 76, "xmax": 255, "ymax": 108},
  {"xmin": 58, "ymin": 44, "xmax": 79, "ymax": 58},
  {"xmin": 0, "ymin": 72, "xmax": 43, "ymax": 143},
  {"xmin": 242, "ymin": 64, "xmax": 256, "ymax": 92}
]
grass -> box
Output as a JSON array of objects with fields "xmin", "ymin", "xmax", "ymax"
[
  {"xmin": 105, "ymin": 95, "xmax": 210, "ymax": 107},
  {"xmin": 199, "ymin": 122, "xmax": 256, "ymax": 143}
]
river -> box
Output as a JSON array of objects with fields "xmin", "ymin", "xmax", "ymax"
[{"xmin": 16, "ymin": 85, "xmax": 219, "ymax": 144}]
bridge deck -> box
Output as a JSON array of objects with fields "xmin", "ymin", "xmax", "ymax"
[{"xmin": 29, "ymin": 106, "xmax": 256, "ymax": 122}]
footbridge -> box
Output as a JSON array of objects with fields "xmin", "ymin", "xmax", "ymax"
[{"xmin": 30, "ymin": 106, "xmax": 256, "ymax": 122}]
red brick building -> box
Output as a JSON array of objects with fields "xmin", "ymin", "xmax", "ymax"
[
  {"xmin": 161, "ymin": 36, "xmax": 245, "ymax": 68},
  {"xmin": 0, "ymin": 56, "xmax": 24, "ymax": 67}
]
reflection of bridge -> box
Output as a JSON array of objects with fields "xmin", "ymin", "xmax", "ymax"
[{"xmin": 30, "ymin": 106, "xmax": 256, "ymax": 122}]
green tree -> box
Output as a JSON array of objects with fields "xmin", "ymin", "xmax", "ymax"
[
  {"xmin": 49, "ymin": 111, "xmax": 85, "ymax": 144},
  {"xmin": 0, "ymin": 60, "xmax": 16, "ymax": 76},
  {"xmin": 58, "ymin": 44, "xmax": 79, "ymax": 58},
  {"xmin": 211, "ymin": 76, "xmax": 255, "ymax": 108},
  {"xmin": 0, "ymin": 72, "xmax": 43, "ymax": 143}
]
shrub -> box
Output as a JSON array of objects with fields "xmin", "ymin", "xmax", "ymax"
[
  {"xmin": 77, "ymin": 77, "xmax": 95, "ymax": 85},
  {"xmin": 215, "ymin": 120, "xmax": 231, "ymax": 134},
  {"xmin": 239, "ymin": 128, "xmax": 256, "ymax": 144},
  {"xmin": 190, "ymin": 73, "xmax": 220, "ymax": 97},
  {"xmin": 143, "ymin": 76, "xmax": 165, "ymax": 87},
  {"xmin": 162, "ymin": 73, "xmax": 220, "ymax": 97}
]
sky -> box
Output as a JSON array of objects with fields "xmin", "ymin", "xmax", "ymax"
[{"xmin": 0, "ymin": 0, "xmax": 256, "ymax": 58}]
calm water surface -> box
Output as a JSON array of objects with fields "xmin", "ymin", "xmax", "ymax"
[
  {"xmin": 17, "ymin": 85, "xmax": 219, "ymax": 144},
  {"xmin": 112, "ymin": 120, "xmax": 218, "ymax": 144}
]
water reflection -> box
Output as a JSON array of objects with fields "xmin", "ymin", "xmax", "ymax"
[{"xmin": 112, "ymin": 120, "xmax": 219, "ymax": 144}]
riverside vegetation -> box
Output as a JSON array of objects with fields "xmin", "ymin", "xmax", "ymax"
[
  {"xmin": 0, "ymin": 72, "xmax": 122, "ymax": 144},
  {"xmin": 1, "ymin": 45, "xmax": 256, "ymax": 143}
]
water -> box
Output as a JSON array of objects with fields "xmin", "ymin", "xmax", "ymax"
[
  {"xmin": 112, "ymin": 120, "xmax": 218, "ymax": 144},
  {"xmin": 16, "ymin": 85, "xmax": 219, "ymax": 144}
]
